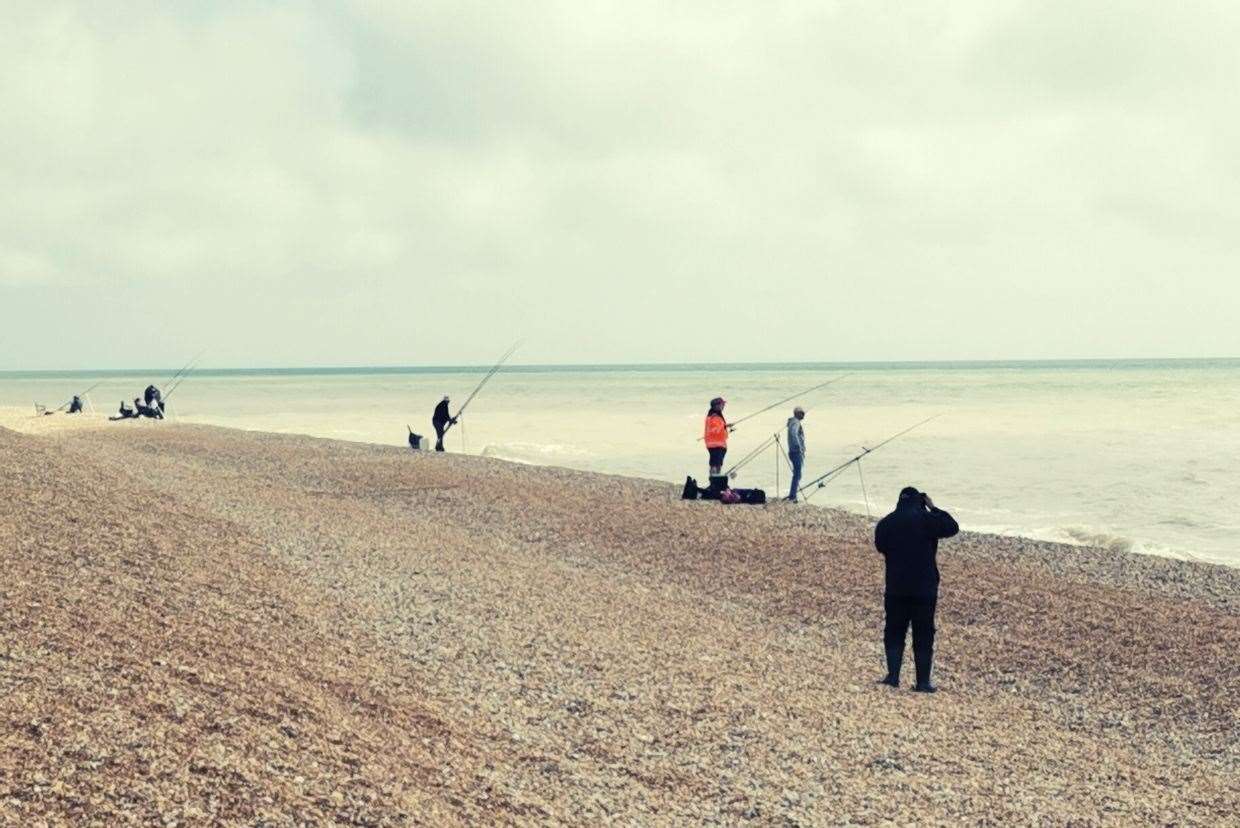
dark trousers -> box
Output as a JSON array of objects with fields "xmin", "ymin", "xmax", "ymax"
[
  {"xmin": 787, "ymin": 450, "xmax": 803, "ymax": 500},
  {"xmin": 883, "ymin": 593, "xmax": 937, "ymax": 685},
  {"xmin": 434, "ymin": 422, "xmax": 447, "ymax": 452}
]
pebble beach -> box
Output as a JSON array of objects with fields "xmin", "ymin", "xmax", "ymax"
[{"xmin": 1, "ymin": 411, "xmax": 1237, "ymax": 824}]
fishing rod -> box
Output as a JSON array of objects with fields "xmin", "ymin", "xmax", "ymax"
[
  {"xmin": 723, "ymin": 432, "xmax": 781, "ymax": 478},
  {"xmin": 725, "ymin": 420, "xmax": 808, "ymax": 479},
  {"xmin": 53, "ymin": 380, "xmax": 104, "ymax": 412},
  {"xmin": 161, "ymin": 350, "xmax": 205, "ymax": 391},
  {"xmin": 729, "ymin": 374, "xmax": 850, "ymax": 429},
  {"xmin": 448, "ymin": 341, "xmax": 520, "ymax": 426},
  {"xmin": 161, "ymin": 370, "xmax": 194, "ymax": 403},
  {"xmin": 799, "ymin": 414, "xmax": 940, "ymax": 501},
  {"xmin": 161, "ymin": 354, "xmax": 205, "ymax": 405},
  {"xmin": 700, "ymin": 374, "xmax": 850, "ymax": 439}
]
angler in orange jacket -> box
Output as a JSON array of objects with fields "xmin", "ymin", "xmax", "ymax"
[{"xmin": 704, "ymin": 396, "xmax": 730, "ymax": 474}]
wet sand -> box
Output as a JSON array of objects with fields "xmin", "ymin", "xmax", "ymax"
[{"xmin": 1, "ymin": 417, "xmax": 1237, "ymax": 824}]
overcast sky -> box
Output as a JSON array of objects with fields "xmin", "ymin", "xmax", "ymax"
[{"xmin": 2, "ymin": 1, "xmax": 1238, "ymax": 369}]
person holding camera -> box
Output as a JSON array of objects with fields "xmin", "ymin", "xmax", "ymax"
[{"xmin": 874, "ymin": 486, "xmax": 959, "ymax": 693}]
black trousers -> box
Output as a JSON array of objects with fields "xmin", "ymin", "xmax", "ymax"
[
  {"xmin": 883, "ymin": 592, "xmax": 937, "ymax": 685},
  {"xmin": 433, "ymin": 422, "xmax": 447, "ymax": 451}
]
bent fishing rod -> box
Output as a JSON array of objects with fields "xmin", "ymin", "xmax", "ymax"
[
  {"xmin": 446, "ymin": 341, "xmax": 521, "ymax": 431},
  {"xmin": 799, "ymin": 414, "xmax": 940, "ymax": 501},
  {"xmin": 700, "ymin": 374, "xmax": 850, "ymax": 439}
]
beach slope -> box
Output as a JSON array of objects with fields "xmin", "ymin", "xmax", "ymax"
[{"xmin": 1, "ymin": 422, "xmax": 1236, "ymax": 823}]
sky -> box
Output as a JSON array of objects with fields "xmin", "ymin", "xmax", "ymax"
[{"xmin": 2, "ymin": 0, "xmax": 1238, "ymax": 369}]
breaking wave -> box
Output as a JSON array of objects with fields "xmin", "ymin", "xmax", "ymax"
[
  {"xmin": 480, "ymin": 442, "xmax": 592, "ymax": 465},
  {"xmin": 1060, "ymin": 527, "xmax": 1134, "ymax": 554}
]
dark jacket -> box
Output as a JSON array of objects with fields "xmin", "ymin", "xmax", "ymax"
[
  {"xmin": 432, "ymin": 399, "xmax": 453, "ymax": 427},
  {"xmin": 874, "ymin": 499, "xmax": 959, "ymax": 597}
]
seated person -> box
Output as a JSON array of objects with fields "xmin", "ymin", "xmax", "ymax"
[
  {"xmin": 134, "ymin": 398, "xmax": 163, "ymax": 419},
  {"xmin": 109, "ymin": 400, "xmax": 138, "ymax": 421}
]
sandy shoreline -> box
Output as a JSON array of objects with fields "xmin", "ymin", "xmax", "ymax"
[{"xmin": 2, "ymin": 419, "xmax": 1237, "ymax": 823}]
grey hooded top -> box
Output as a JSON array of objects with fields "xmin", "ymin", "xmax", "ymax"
[{"xmin": 786, "ymin": 416, "xmax": 806, "ymax": 455}]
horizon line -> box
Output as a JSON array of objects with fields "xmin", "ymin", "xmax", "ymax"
[{"xmin": 2, "ymin": 355, "xmax": 1238, "ymax": 377}]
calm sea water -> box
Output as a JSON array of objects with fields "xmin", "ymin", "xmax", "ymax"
[{"xmin": 4, "ymin": 360, "xmax": 1238, "ymax": 566}]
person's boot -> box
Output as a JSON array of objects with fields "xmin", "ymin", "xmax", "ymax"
[
  {"xmin": 913, "ymin": 648, "xmax": 935, "ymax": 693},
  {"xmin": 878, "ymin": 645, "xmax": 903, "ymax": 688}
]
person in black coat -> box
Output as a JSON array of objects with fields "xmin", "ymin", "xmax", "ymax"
[
  {"xmin": 432, "ymin": 396, "xmax": 458, "ymax": 452},
  {"xmin": 134, "ymin": 397, "xmax": 163, "ymax": 419},
  {"xmin": 874, "ymin": 486, "xmax": 959, "ymax": 692}
]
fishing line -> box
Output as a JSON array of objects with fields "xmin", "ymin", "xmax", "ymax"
[
  {"xmin": 727, "ymin": 422, "xmax": 804, "ymax": 480},
  {"xmin": 54, "ymin": 380, "xmax": 103, "ymax": 412},
  {"xmin": 800, "ymin": 414, "xmax": 941, "ymax": 501},
  {"xmin": 697, "ymin": 374, "xmax": 849, "ymax": 440},
  {"xmin": 162, "ymin": 365, "xmax": 198, "ymax": 402},
  {"xmin": 774, "ymin": 434, "xmax": 781, "ymax": 492},
  {"xmin": 449, "ymin": 341, "xmax": 520, "ymax": 427},
  {"xmin": 727, "ymin": 374, "xmax": 851, "ymax": 430},
  {"xmin": 723, "ymin": 432, "xmax": 779, "ymax": 477},
  {"xmin": 857, "ymin": 459, "xmax": 871, "ymax": 518},
  {"xmin": 776, "ymin": 434, "xmax": 794, "ymax": 471},
  {"xmin": 161, "ymin": 350, "xmax": 205, "ymax": 390},
  {"xmin": 159, "ymin": 352, "xmax": 206, "ymax": 415}
]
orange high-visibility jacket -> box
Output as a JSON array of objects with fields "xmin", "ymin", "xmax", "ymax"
[{"xmin": 704, "ymin": 413, "xmax": 729, "ymax": 448}]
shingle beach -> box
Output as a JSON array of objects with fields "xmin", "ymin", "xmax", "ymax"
[{"xmin": 1, "ymin": 413, "xmax": 1237, "ymax": 824}]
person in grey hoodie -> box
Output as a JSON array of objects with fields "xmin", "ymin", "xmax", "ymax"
[{"xmin": 786, "ymin": 406, "xmax": 806, "ymax": 501}]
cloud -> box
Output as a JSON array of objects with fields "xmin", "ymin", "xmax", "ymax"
[{"xmin": 2, "ymin": 1, "xmax": 1238, "ymax": 368}]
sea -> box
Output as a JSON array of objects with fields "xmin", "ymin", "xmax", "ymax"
[{"xmin": 3, "ymin": 359, "xmax": 1237, "ymax": 567}]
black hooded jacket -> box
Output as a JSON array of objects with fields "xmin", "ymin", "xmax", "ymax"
[
  {"xmin": 874, "ymin": 497, "xmax": 959, "ymax": 597},
  {"xmin": 432, "ymin": 399, "xmax": 452, "ymax": 428}
]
